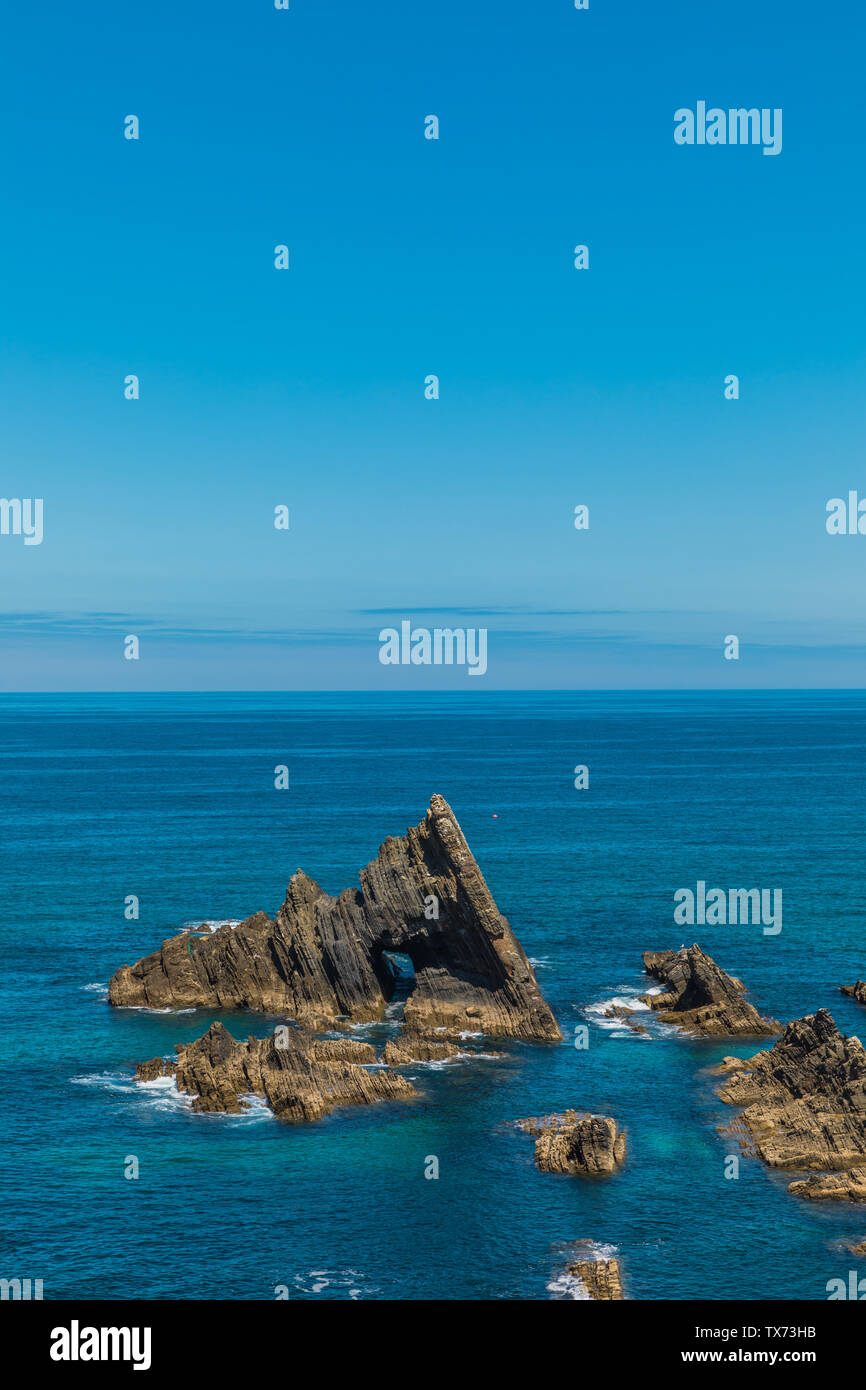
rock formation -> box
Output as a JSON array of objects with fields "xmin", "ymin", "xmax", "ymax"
[
  {"xmin": 382, "ymin": 1034, "xmax": 462, "ymax": 1065},
  {"xmin": 788, "ymin": 1170, "xmax": 866, "ymax": 1202},
  {"xmin": 717, "ymin": 1009, "xmax": 866, "ymax": 1200},
  {"xmin": 566, "ymin": 1256, "xmax": 624, "ymax": 1300},
  {"xmin": 517, "ymin": 1111, "xmax": 626, "ymax": 1175},
  {"xmin": 641, "ymin": 945, "xmax": 779, "ymax": 1037},
  {"xmin": 111, "ymin": 795, "xmax": 560, "ymax": 1042},
  {"xmin": 135, "ymin": 1020, "xmax": 416, "ymax": 1123},
  {"xmin": 841, "ymin": 982, "xmax": 866, "ymax": 1005}
]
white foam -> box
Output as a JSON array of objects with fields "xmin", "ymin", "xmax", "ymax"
[
  {"xmin": 547, "ymin": 1271, "xmax": 591, "ymax": 1300},
  {"xmin": 182, "ymin": 918, "xmax": 242, "ymax": 933}
]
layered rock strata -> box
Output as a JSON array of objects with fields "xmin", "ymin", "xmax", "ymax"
[
  {"xmin": 517, "ymin": 1111, "xmax": 626, "ymax": 1175},
  {"xmin": 717, "ymin": 1009, "xmax": 866, "ymax": 1200},
  {"xmin": 841, "ymin": 982, "xmax": 866, "ymax": 1005},
  {"xmin": 135, "ymin": 1020, "xmax": 416, "ymax": 1123},
  {"xmin": 641, "ymin": 945, "xmax": 779, "ymax": 1037},
  {"xmin": 567, "ymin": 1257, "xmax": 625, "ymax": 1300},
  {"xmin": 111, "ymin": 795, "xmax": 560, "ymax": 1042}
]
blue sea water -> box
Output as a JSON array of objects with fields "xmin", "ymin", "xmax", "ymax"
[{"xmin": 2, "ymin": 689, "xmax": 866, "ymax": 1302}]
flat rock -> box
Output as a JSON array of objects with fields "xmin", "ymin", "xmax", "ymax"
[
  {"xmin": 382, "ymin": 1034, "xmax": 462, "ymax": 1065},
  {"xmin": 110, "ymin": 795, "xmax": 560, "ymax": 1043},
  {"xmin": 641, "ymin": 944, "xmax": 779, "ymax": 1037},
  {"xmin": 135, "ymin": 1020, "xmax": 416, "ymax": 1123},
  {"xmin": 787, "ymin": 1170, "xmax": 866, "ymax": 1202},
  {"xmin": 517, "ymin": 1111, "xmax": 626, "ymax": 1174},
  {"xmin": 717, "ymin": 1009, "xmax": 866, "ymax": 1200}
]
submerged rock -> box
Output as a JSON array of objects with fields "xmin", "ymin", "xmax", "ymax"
[
  {"xmin": 135, "ymin": 1020, "xmax": 416, "ymax": 1123},
  {"xmin": 110, "ymin": 795, "xmax": 560, "ymax": 1043},
  {"xmin": 717, "ymin": 1009, "xmax": 866, "ymax": 1200},
  {"xmin": 517, "ymin": 1111, "xmax": 626, "ymax": 1175},
  {"xmin": 641, "ymin": 944, "xmax": 779, "ymax": 1037}
]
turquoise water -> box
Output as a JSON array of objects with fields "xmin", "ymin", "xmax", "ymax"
[{"xmin": 2, "ymin": 690, "xmax": 866, "ymax": 1300}]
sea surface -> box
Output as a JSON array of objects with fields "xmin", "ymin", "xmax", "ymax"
[{"xmin": 2, "ymin": 690, "xmax": 865, "ymax": 1301}]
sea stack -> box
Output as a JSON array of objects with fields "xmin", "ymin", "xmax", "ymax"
[
  {"xmin": 641, "ymin": 944, "xmax": 779, "ymax": 1037},
  {"xmin": 717, "ymin": 1009, "xmax": 866, "ymax": 1200},
  {"xmin": 110, "ymin": 795, "xmax": 561, "ymax": 1042},
  {"xmin": 517, "ymin": 1112, "xmax": 626, "ymax": 1175}
]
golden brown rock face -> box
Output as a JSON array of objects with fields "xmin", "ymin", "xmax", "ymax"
[
  {"xmin": 517, "ymin": 1112, "xmax": 626, "ymax": 1175},
  {"xmin": 567, "ymin": 1258, "xmax": 624, "ymax": 1300},
  {"xmin": 641, "ymin": 945, "xmax": 779, "ymax": 1037},
  {"xmin": 717, "ymin": 1009, "xmax": 866, "ymax": 1200},
  {"xmin": 135, "ymin": 1020, "xmax": 417, "ymax": 1123},
  {"xmin": 841, "ymin": 981, "xmax": 866, "ymax": 1005},
  {"xmin": 381, "ymin": 1034, "xmax": 462, "ymax": 1065},
  {"xmin": 110, "ymin": 795, "xmax": 560, "ymax": 1043}
]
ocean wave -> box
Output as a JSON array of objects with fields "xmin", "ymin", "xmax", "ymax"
[
  {"xmin": 286, "ymin": 1268, "xmax": 377, "ymax": 1300},
  {"xmin": 181, "ymin": 918, "xmax": 243, "ymax": 933}
]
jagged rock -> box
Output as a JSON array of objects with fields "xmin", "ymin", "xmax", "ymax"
[
  {"xmin": 846, "ymin": 1238, "xmax": 866, "ymax": 1254},
  {"xmin": 841, "ymin": 982, "xmax": 866, "ymax": 1005},
  {"xmin": 110, "ymin": 795, "xmax": 560, "ymax": 1043},
  {"xmin": 788, "ymin": 1170, "xmax": 866, "ymax": 1202},
  {"xmin": 567, "ymin": 1257, "xmax": 624, "ymax": 1300},
  {"xmin": 134, "ymin": 1056, "xmax": 176, "ymax": 1082},
  {"xmin": 517, "ymin": 1111, "xmax": 626, "ymax": 1174},
  {"xmin": 641, "ymin": 945, "xmax": 779, "ymax": 1037},
  {"xmin": 717, "ymin": 1010, "xmax": 866, "ymax": 1200},
  {"xmin": 382, "ymin": 1034, "xmax": 462, "ymax": 1065},
  {"xmin": 135, "ymin": 1020, "xmax": 416, "ymax": 1123}
]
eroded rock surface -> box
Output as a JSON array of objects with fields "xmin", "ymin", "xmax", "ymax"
[
  {"xmin": 382, "ymin": 1034, "xmax": 462, "ymax": 1065},
  {"xmin": 841, "ymin": 982, "xmax": 866, "ymax": 1005},
  {"xmin": 517, "ymin": 1111, "xmax": 626, "ymax": 1175},
  {"xmin": 135, "ymin": 1020, "xmax": 416, "ymax": 1123},
  {"xmin": 568, "ymin": 1257, "xmax": 624, "ymax": 1300},
  {"xmin": 717, "ymin": 1010, "xmax": 866, "ymax": 1200},
  {"xmin": 111, "ymin": 795, "xmax": 560, "ymax": 1042},
  {"xmin": 642, "ymin": 945, "xmax": 779, "ymax": 1037}
]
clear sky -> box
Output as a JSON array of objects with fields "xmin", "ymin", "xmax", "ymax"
[{"xmin": 1, "ymin": 0, "xmax": 865, "ymax": 689}]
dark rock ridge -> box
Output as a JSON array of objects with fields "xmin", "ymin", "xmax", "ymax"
[
  {"xmin": 517, "ymin": 1111, "xmax": 626, "ymax": 1175},
  {"xmin": 135, "ymin": 1020, "xmax": 416, "ymax": 1123},
  {"xmin": 641, "ymin": 945, "xmax": 779, "ymax": 1037},
  {"xmin": 716, "ymin": 1009, "xmax": 866, "ymax": 1200},
  {"xmin": 841, "ymin": 982, "xmax": 866, "ymax": 1005},
  {"xmin": 110, "ymin": 795, "xmax": 561, "ymax": 1042}
]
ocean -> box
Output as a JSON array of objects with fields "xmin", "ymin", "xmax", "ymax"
[{"xmin": 2, "ymin": 689, "xmax": 865, "ymax": 1301}]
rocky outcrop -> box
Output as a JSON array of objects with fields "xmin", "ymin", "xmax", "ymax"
[
  {"xmin": 111, "ymin": 795, "xmax": 560, "ymax": 1043},
  {"xmin": 135, "ymin": 1020, "xmax": 416, "ymax": 1123},
  {"xmin": 841, "ymin": 982, "xmax": 866, "ymax": 1005},
  {"xmin": 567, "ymin": 1257, "xmax": 624, "ymax": 1300},
  {"xmin": 717, "ymin": 1010, "xmax": 866, "ymax": 1200},
  {"xmin": 641, "ymin": 945, "xmax": 779, "ymax": 1037},
  {"xmin": 846, "ymin": 1238, "xmax": 866, "ymax": 1255},
  {"xmin": 788, "ymin": 1170, "xmax": 866, "ymax": 1202},
  {"xmin": 517, "ymin": 1112, "xmax": 626, "ymax": 1175},
  {"xmin": 382, "ymin": 1034, "xmax": 462, "ymax": 1065}
]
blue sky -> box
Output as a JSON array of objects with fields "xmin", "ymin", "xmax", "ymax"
[{"xmin": 1, "ymin": 0, "xmax": 865, "ymax": 689}]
